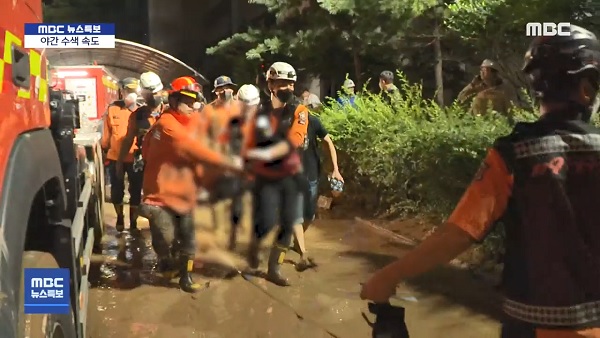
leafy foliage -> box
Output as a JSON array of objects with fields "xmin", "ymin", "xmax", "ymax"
[
  {"xmin": 207, "ymin": 0, "xmax": 444, "ymax": 83},
  {"xmin": 445, "ymin": 0, "xmax": 600, "ymax": 88},
  {"xmin": 318, "ymin": 72, "xmax": 535, "ymax": 217},
  {"xmin": 208, "ymin": 0, "xmax": 600, "ymax": 100}
]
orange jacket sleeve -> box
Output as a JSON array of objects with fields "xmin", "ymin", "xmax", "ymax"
[
  {"xmin": 447, "ymin": 148, "xmax": 513, "ymax": 241},
  {"xmin": 288, "ymin": 105, "xmax": 309, "ymax": 148},
  {"xmin": 101, "ymin": 109, "xmax": 111, "ymax": 149},
  {"xmin": 160, "ymin": 115, "xmax": 228, "ymax": 168}
]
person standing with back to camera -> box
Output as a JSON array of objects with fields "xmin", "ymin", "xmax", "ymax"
[{"xmin": 361, "ymin": 25, "xmax": 600, "ymax": 338}]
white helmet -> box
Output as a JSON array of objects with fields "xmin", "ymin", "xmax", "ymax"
[
  {"xmin": 266, "ymin": 62, "xmax": 297, "ymax": 82},
  {"xmin": 237, "ymin": 84, "xmax": 260, "ymax": 106},
  {"xmin": 140, "ymin": 71, "xmax": 163, "ymax": 93}
]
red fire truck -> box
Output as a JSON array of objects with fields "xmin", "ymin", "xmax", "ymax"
[
  {"xmin": 51, "ymin": 65, "xmax": 119, "ymax": 130},
  {"xmin": 0, "ymin": 0, "xmax": 103, "ymax": 337}
]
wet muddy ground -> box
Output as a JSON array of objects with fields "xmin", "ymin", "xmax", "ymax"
[{"xmin": 86, "ymin": 202, "xmax": 503, "ymax": 338}]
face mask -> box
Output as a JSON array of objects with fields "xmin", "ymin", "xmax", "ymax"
[
  {"xmin": 125, "ymin": 92, "xmax": 137, "ymax": 103},
  {"xmin": 218, "ymin": 91, "xmax": 233, "ymax": 102},
  {"xmin": 275, "ymin": 89, "xmax": 294, "ymax": 103},
  {"xmin": 177, "ymin": 102, "xmax": 194, "ymax": 115}
]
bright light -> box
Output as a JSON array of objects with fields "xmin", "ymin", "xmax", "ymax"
[
  {"xmin": 106, "ymin": 76, "xmax": 112, "ymax": 81},
  {"xmin": 56, "ymin": 70, "xmax": 89, "ymax": 78}
]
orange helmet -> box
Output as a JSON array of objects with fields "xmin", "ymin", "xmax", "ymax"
[{"xmin": 170, "ymin": 76, "xmax": 202, "ymax": 92}]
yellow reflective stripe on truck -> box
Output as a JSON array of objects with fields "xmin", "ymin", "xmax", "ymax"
[
  {"xmin": 30, "ymin": 50, "xmax": 48, "ymax": 102},
  {"xmin": 3, "ymin": 30, "xmax": 21, "ymax": 64},
  {"xmin": 0, "ymin": 29, "xmax": 47, "ymax": 102}
]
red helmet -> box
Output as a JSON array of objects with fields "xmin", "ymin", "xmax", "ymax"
[{"xmin": 170, "ymin": 76, "xmax": 202, "ymax": 92}]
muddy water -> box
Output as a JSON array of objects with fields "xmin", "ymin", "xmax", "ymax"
[{"xmin": 86, "ymin": 205, "xmax": 501, "ymax": 338}]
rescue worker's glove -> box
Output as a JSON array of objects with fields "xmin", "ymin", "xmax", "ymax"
[
  {"xmin": 101, "ymin": 149, "xmax": 109, "ymax": 166},
  {"xmin": 365, "ymin": 302, "xmax": 410, "ymax": 338}
]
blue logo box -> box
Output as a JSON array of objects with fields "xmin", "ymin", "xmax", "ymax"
[{"xmin": 24, "ymin": 268, "xmax": 70, "ymax": 314}]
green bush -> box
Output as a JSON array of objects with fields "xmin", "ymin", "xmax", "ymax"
[{"xmin": 318, "ymin": 73, "xmax": 536, "ymax": 218}]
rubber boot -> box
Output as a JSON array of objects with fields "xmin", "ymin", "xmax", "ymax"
[
  {"xmin": 157, "ymin": 257, "xmax": 179, "ymax": 280},
  {"xmin": 114, "ymin": 204, "xmax": 124, "ymax": 232},
  {"xmin": 247, "ymin": 237, "xmax": 261, "ymax": 270},
  {"xmin": 178, "ymin": 255, "xmax": 203, "ymax": 293},
  {"xmin": 266, "ymin": 246, "xmax": 291, "ymax": 287},
  {"xmin": 129, "ymin": 206, "xmax": 139, "ymax": 234}
]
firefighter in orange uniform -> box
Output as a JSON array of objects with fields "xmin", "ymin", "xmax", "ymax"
[
  {"xmin": 101, "ymin": 77, "xmax": 141, "ymax": 232},
  {"xmin": 139, "ymin": 88, "xmax": 242, "ymax": 293},
  {"xmin": 203, "ymin": 75, "xmax": 240, "ymax": 152},
  {"xmin": 361, "ymin": 25, "xmax": 600, "ymax": 338},
  {"xmin": 116, "ymin": 71, "xmax": 166, "ymax": 232},
  {"xmin": 218, "ymin": 84, "xmax": 262, "ymax": 250},
  {"xmin": 244, "ymin": 62, "xmax": 309, "ymax": 286}
]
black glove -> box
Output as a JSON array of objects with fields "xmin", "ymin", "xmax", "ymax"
[{"xmin": 368, "ymin": 302, "xmax": 410, "ymax": 338}]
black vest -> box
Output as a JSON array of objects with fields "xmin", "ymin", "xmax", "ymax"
[
  {"xmin": 494, "ymin": 114, "xmax": 600, "ymax": 326},
  {"xmin": 254, "ymin": 100, "xmax": 299, "ymax": 171}
]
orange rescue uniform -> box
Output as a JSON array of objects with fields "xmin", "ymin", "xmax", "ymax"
[
  {"xmin": 101, "ymin": 102, "xmax": 137, "ymax": 162},
  {"xmin": 447, "ymin": 148, "xmax": 600, "ymax": 338},
  {"xmin": 141, "ymin": 109, "xmax": 230, "ymax": 214},
  {"xmin": 198, "ymin": 101, "xmax": 242, "ymax": 191},
  {"xmin": 202, "ymin": 100, "xmax": 241, "ymax": 146}
]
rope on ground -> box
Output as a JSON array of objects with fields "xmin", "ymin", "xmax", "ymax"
[
  {"xmin": 237, "ymin": 270, "xmax": 342, "ymax": 338},
  {"xmin": 354, "ymin": 217, "xmax": 418, "ymax": 246}
]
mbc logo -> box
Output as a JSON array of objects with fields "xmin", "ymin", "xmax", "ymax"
[
  {"xmin": 30, "ymin": 277, "xmax": 64, "ymax": 288},
  {"xmin": 37, "ymin": 25, "xmax": 65, "ymax": 34},
  {"xmin": 526, "ymin": 22, "xmax": 571, "ymax": 37}
]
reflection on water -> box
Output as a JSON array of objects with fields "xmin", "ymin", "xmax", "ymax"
[{"xmin": 91, "ymin": 227, "xmax": 165, "ymax": 290}]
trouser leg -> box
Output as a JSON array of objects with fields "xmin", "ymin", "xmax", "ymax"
[
  {"xmin": 266, "ymin": 177, "xmax": 297, "ymax": 286},
  {"xmin": 174, "ymin": 212, "xmax": 203, "ymax": 293},
  {"xmin": 229, "ymin": 189, "xmax": 243, "ymax": 250},
  {"xmin": 292, "ymin": 191, "xmax": 306, "ymax": 256},
  {"xmin": 248, "ymin": 180, "xmax": 280, "ymax": 269},
  {"xmin": 126, "ymin": 163, "xmax": 143, "ymax": 231},
  {"xmin": 108, "ymin": 160, "xmax": 125, "ymax": 231},
  {"xmin": 140, "ymin": 203, "xmax": 178, "ymax": 278}
]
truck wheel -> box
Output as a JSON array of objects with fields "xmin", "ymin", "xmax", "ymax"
[
  {"xmin": 89, "ymin": 192, "xmax": 104, "ymax": 254},
  {"xmin": 90, "ymin": 159, "xmax": 104, "ymax": 253},
  {"xmin": 19, "ymin": 251, "xmax": 77, "ymax": 338}
]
